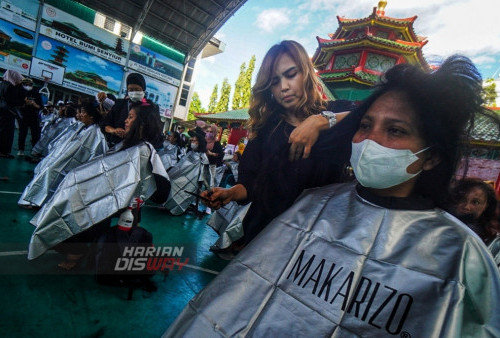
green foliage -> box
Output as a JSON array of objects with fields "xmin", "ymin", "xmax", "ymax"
[
  {"xmin": 241, "ymin": 55, "xmax": 256, "ymax": 108},
  {"xmin": 188, "ymin": 92, "xmax": 205, "ymax": 120},
  {"xmin": 220, "ymin": 128, "xmax": 230, "ymax": 145},
  {"xmin": 232, "ymin": 62, "xmax": 246, "ymax": 110},
  {"xmin": 483, "ymin": 78, "xmax": 498, "ymax": 107},
  {"xmin": 215, "ymin": 78, "xmax": 231, "ymax": 113},
  {"xmin": 207, "ymin": 84, "xmax": 218, "ymax": 113}
]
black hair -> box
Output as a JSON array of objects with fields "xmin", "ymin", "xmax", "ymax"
[
  {"xmin": 451, "ymin": 177, "xmax": 498, "ymax": 225},
  {"xmin": 65, "ymin": 105, "xmax": 77, "ymax": 118},
  {"xmin": 352, "ymin": 55, "xmax": 499, "ymax": 207},
  {"xmin": 188, "ymin": 128, "xmax": 207, "ymax": 153},
  {"xmin": 169, "ymin": 131, "xmax": 180, "ymax": 144},
  {"xmin": 80, "ymin": 98, "xmax": 101, "ymax": 123},
  {"xmin": 122, "ymin": 102, "xmax": 163, "ymax": 150}
]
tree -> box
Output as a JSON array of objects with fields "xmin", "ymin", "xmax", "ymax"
[
  {"xmin": 483, "ymin": 78, "xmax": 498, "ymax": 107},
  {"xmin": 207, "ymin": 84, "xmax": 218, "ymax": 113},
  {"xmin": 188, "ymin": 92, "xmax": 205, "ymax": 120},
  {"xmin": 241, "ymin": 55, "xmax": 256, "ymax": 108},
  {"xmin": 216, "ymin": 78, "xmax": 231, "ymax": 113},
  {"xmin": 232, "ymin": 62, "xmax": 246, "ymax": 110}
]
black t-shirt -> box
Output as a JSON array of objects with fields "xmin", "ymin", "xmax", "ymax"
[
  {"xmin": 207, "ymin": 141, "xmax": 224, "ymax": 166},
  {"xmin": 237, "ymin": 101, "xmax": 362, "ymax": 244},
  {"xmin": 19, "ymin": 88, "xmax": 43, "ymax": 119}
]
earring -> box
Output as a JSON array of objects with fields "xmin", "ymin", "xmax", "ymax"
[{"xmin": 270, "ymin": 93, "xmax": 274, "ymax": 100}]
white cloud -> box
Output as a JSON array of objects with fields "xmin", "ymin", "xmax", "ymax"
[
  {"xmin": 101, "ymin": 75, "xmax": 121, "ymax": 88},
  {"xmin": 255, "ymin": 8, "xmax": 291, "ymax": 33},
  {"xmin": 298, "ymin": 0, "xmax": 338, "ymax": 11},
  {"xmin": 472, "ymin": 55, "xmax": 497, "ymax": 65},
  {"xmin": 76, "ymin": 54, "xmax": 109, "ymax": 69}
]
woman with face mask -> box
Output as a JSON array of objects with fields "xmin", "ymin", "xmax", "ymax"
[
  {"xmin": 101, "ymin": 72, "xmax": 159, "ymax": 148},
  {"xmin": 163, "ymin": 127, "xmax": 209, "ymax": 215},
  {"xmin": 165, "ymin": 55, "xmax": 500, "ymax": 337}
]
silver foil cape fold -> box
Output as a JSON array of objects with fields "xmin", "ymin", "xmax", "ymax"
[
  {"xmin": 227, "ymin": 160, "xmax": 239, "ymax": 182},
  {"xmin": 32, "ymin": 117, "xmax": 78, "ymax": 156},
  {"xmin": 206, "ymin": 201, "xmax": 250, "ymax": 249},
  {"xmin": 488, "ymin": 237, "xmax": 500, "ymax": 269},
  {"xmin": 28, "ymin": 142, "xmax": 168, "ymax": 260},
  {"xmin": 158, "ymin": 142, "xmax": 185, "ymax": 170},
  {"xmin": 164, "ymin": 183, "xmax": 500, "ymax": 338},
  {"xmin": 164, "ymin": 151, "xmax": 208, "ymax": 215},
  {"xmin": 19, "ymin": 124, "xmax": 108, "ymax": 207}
]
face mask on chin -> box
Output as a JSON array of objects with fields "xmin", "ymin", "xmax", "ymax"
[
  {"xmin": 23, "ymin": 86, "xmax": 33, "ymax": 91},
  {"xmin": 128, "ymin": 91, "xmax": 145, "ymax": 102},
  {"xmin": 350, "ymin": 139, "xmax": 429, "ymax": 189}
]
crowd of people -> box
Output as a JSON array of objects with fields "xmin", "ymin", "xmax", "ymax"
[{"xmin": 2, "ymin": 38, "xmax": 500, "ymax": 336}]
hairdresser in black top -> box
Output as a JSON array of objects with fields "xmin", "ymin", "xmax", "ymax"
[
  {"xmin": 102, "ymin": 72, "xmax": 159, "ymax": 148},
  {"xmin": 202, "ymin": 40, "xmax": 360, "ymax": 247}
]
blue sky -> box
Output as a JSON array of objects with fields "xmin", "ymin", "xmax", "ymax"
[{"xmin": 193, "ymin": 0, "xmax": 500, "ymax": 108}]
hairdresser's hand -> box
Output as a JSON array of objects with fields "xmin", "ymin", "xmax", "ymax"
[
  {"xmin": 97, "ymin": 91, "xmax": 107, "ymax": 102},
  {"xmin": 113, "ymin": 128, "xmax": 126, "ymax": 138},
  {"xmin": 201, "ymin": 184, "xmax": 248, "ymax": 210},
  {"xmin": 288, "ymin": 114, "xmax": 329, "ymax": 161},
  {"xmin": 201, "ymin": 187, "xmax": 231, "ymax": 210}
]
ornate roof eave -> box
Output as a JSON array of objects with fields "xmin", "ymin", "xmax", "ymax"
[
  {"xmin": 313, "ymin": 36, "xmax": 429, "ymax": 71},
  {"xmin": 469, "ymin": 140, "xmax": 500, "ymax": 147},
  {"xmin": 317, "ymin": 35, "xmax": 426, "ymax": 51},
  {"xmin": 332, "ymin": 7, "xmax": 422, "ymax": 44},
  {"xmin": 337, "ymin": 7, "xmax": 416, "ymax": 26},
  {"xmin": 320, "ymin": 72, "xmax": 377, "ymax": 87}
]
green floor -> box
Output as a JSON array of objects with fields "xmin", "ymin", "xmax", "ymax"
[{"xmin": 0, "ymin": 138, "xmax": 229, "ymax": 337}]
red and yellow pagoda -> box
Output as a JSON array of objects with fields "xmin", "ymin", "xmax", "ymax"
[{"xmin": 312, "ymin": 1, "xmax": 430, "ymax": 101}]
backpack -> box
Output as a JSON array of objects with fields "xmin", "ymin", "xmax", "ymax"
[{"xmin": 94, "ymin": 225, "xmax": 155, "ymax": 288}]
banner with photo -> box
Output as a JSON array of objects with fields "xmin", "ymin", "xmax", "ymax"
[
  {"xmin": 40, "ymin": 4, "xmax": 129, "ymax": 66},
  {"xmin": 36, "ymin": 35, "xmax": 124, "ymax": 96},
  {"xmin": 0, "ymin": 18, "xmax": 34, "ymax": 75},
  {"xmin": 0, "ymin": 0, "xmax": 38, "ymax": 31},
  {"xmin": 129, "ymin": 43, "xmax": 183, "ymax": 86},
  {"xmin": 123, "ymin": 70, "xmax": 178, "ymax": 118}
]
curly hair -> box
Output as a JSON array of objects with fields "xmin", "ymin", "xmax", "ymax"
[{"xmin": 246, "ymin": 40, "xmax": 327, "ymax": 139}]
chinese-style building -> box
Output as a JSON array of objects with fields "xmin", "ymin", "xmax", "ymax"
[
  {"xmin": 194, "ymin": 1, "xmax": 500, "ymax": 184},
  {"xmin": 312, "ymin": 0, "xmax": 429, "ymax": 101}
]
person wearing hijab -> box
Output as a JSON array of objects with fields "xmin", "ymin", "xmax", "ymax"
[{"xmin": 0, "ymin": 70, "xmax": 25, "ymax": 158}]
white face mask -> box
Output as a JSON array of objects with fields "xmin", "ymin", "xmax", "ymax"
[
  {"xmin": 350, "ymin": 139, "xmax": 429, "ymax": 189},
  {"xmin": 128, "ymin": 91, "xmax": 145, "ymax": 102},
  {"xmin": 23, "ymin": 86, "xmax": 33, "ymax": 91},
  {"xmin": 191, "ymin": 143, "xmax": 199, "ymax": 151}
]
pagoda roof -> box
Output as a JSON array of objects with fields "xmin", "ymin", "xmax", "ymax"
[
  {"xmin": 317, "ymin": 34, "xmax": 425, "ymax": 52},
  {"xmin": 332, "ymin": 6, "xmax": 425, "ymax": 44},
  {"xmin": 194, "ymin": 108, "xmax": 249, "ymax": 122}
]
